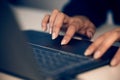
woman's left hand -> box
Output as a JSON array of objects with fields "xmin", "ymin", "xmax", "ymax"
[{"xmin": 85, "ymin": 27, "xmax": 120, "ymax": 66}]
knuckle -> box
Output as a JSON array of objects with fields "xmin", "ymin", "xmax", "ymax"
[
  {"xmin": 42, "ymin": 20, "xmax": 47, "ymax": 24},
  {"xmin": 54, "ymin": 23, "xmax": 62, "ymax": 28},
  {"xmin": 65, "ymin": 33, "xmax": 72, "ymax": 39},
  {"xmin": 45, "ymin": 14, "xmax": 49, "ymax": 17},
  {"xmin": 42, "ymin": 19, "xmax": 47, "ymax": 24},
  {"xmin": 56, "ymin": 24, "xmax": 62, "ymax": 28},
  {"xmin": 101, "ymin": 43, "xmax": 109, "ymax": 49},
  {"xmin": 59, "ymin": 12, "xmax": 65, "ymax": 17},
  {"xmin": 57, "ymin": 12, "xmax": 65, "ymax": 20},
  {"xmin": 43, "ymin": 15, "xmax": 49, "ymax": 21},
  {"xmin": 44, "ymin": 14, "xmax": 49, "ymax": 19},
  {"xmin": 53, "ymin": 9, "xmax": 59, "ymax": 13},
  {"xmin": 90, "ymin": 43, "xmax": 97, "ymax": 49},
  {"xmin": 70, "ymin": 24, "xmax": 79, "ymax": 31}
]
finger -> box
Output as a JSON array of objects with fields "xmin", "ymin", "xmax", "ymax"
[
  {"xmin": 84, "ymin": 22, "xmax": 96, "ymax": 38},
  {"xmin": 61, "ymin": 24, "xmax": 76, "ymax": 45},
  {"xmin": 49, "ymin": 9, "xmax": 59, "ymax": 34},
  {"xmin": 52, "ymin": 12, "xmax": 65, "ymax": 39},
  {"xmin": 84, "ymin": 32, "xmax": 109, "ymax": 56},
  {"xmin": 111, "ymin": 48, "xmax": 120, "ymax": 66},
  {"xmin": 63, "ymin": 14, "xmax": 70, "ymax": 23},
  {"xmin": 77, "ymin": 26, "xmax": 86, "ymax": 35},
  {"xmin": 79, "ymin": 29, "xmax": 86, "ymax": 35},
  {"xmin": 79, "ymin": 27, "xmax": 95, "ymax": 38},
  {"xmin": 93, "ymin": 32, "xmax": 119, "ymax": 59},
  {"xmin": 41, "ymin": 15, "xmax": 50, "ymax": 31},
  {"xmin": 77, "ymin": 21, "xmax": 96, "ymax": 38},
  {"xmin": 86, "ymin": 26, "xmax": 96, "ymax": 38}
]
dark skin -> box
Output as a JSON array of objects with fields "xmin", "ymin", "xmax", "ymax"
[{"xmin": 41, "ymin": 9, "xmax": 120, "ymax": 67}]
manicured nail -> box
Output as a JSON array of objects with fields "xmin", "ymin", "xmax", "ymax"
[
  {"xmin": 49, "ymin": 28, "xmax": 52, "ymax": 34},
  {"xmin": 84, "ymin": 50, "xmax": 91, "ymax": 56},
  {"xmin": 87, "ymin": 31, "xmax": 93, "ymax": 38},
  {"xmin": 89, "ymin": 32, "xmax": 93, "ymax": 38},
  {"xmin": 94, "ymin": 51, "xmax": 101, "ymax": 59},
  {"xmin": 52, "ymin": 32, "xmax": 56, "ymax": 40},
  {"xmin": 42, "ymin": 24, "xmax": 46, "ymax": 31},
  {"xmin": 111, "ymin": 59, "xmax": 117, "ymax": 66},
  {"xmin": 61, "ymin": 39, "xmax": 67, "ymax": 45}
]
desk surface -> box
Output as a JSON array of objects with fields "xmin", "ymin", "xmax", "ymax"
[{"xmin": 1, "ymin": 6, "xmax": 120, "ymax": 80}]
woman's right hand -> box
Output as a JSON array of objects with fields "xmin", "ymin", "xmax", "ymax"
[{"xmin": 41, "ymin": 9, "xmax": 96, "ymax": 45}]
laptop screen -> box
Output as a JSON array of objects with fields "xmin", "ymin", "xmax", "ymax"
[{"xmin": 0, "ymin": 1, "xmax": 44, "ymax": 80}]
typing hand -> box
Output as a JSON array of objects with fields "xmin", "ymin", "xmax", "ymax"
[
  {"xmin": 85, "ymin": 28, "xmax": 120, "ymax": 66},
  {"xmin": 41, "ymin": 9, "xmax": 95, "ymax": 45}
]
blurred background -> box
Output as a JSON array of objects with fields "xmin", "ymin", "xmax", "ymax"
[{"xmin": 8, "ymin": 0, "xmax": 68, "ymax": 10}]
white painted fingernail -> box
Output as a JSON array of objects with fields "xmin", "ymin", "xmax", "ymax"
[
  {"xmin": 61, "ymin": 39, "xmax": 66, "ymax": 45},
  {"xmin": 52, "ymin": 32, "xmax": 56, "ymax": 40},
  {"xmin": 94, "ymin": 51, "xmax": 101, "ymax": 59},
  {"xmin": 84, "ymin": 50, "xmax": 91, "ymax": 56},
  {"xmin": 49, "ymin": 28, "xmax": 52, "ymax": 34}
]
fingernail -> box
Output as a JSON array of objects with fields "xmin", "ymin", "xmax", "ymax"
[
  {"xmin": 94, "ymin": 51, "xmax": 101, "ymax": 59},
  {"xmin": 42, "ymin": 24, "xmax": 46, "ymax": 31},
  {"xmin": 49, "ymin": 28, "xmax": 52, "ymax": 34},
  {"xmin": 87, "ymin": 31, "xmax": 93, "ymax": 38},
  {"xmin": 52, "ymin": 32, "xmax": 57, "ymax": 39},
  {"xmin": 111, "ymin": 59, "xmax": 117, "ymax": 66},
  {"xmin": 89, "ymin": 32, "xmax": 93, "ymax": 38},
  {"xmin": 61, "ymin": 39, "xmax": 67, "ymax": 45},
  {"xmin": 84, "ymin": 50, "xmax": 91, "ymax": 56}
]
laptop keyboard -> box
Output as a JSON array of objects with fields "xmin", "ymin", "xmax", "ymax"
[{"xmin": 30, "ymin": 43, "xmax": 94, "ymax": 74}]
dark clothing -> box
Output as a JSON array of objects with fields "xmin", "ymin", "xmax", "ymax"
[{"xmin": 62, "ymin": 0, "xmax": 120, "ymax": 27}]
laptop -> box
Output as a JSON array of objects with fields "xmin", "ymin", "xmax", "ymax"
[{"xmin": 0, "ymin": 0, "xmax": 119, "ymax": 80}]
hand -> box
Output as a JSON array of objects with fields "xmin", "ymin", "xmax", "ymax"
[
  {"xmin": 85, "ymin": 28, "xmax": 120, "ymax": 66},
  {"xmin": 41, "ymin": 9, "xmax": 95, "ymax": 45}
]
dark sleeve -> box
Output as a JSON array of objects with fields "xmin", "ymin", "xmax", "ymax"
[{"xmin": 62, "ymin": 0, "xmax": 107, "ymax": 27}]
